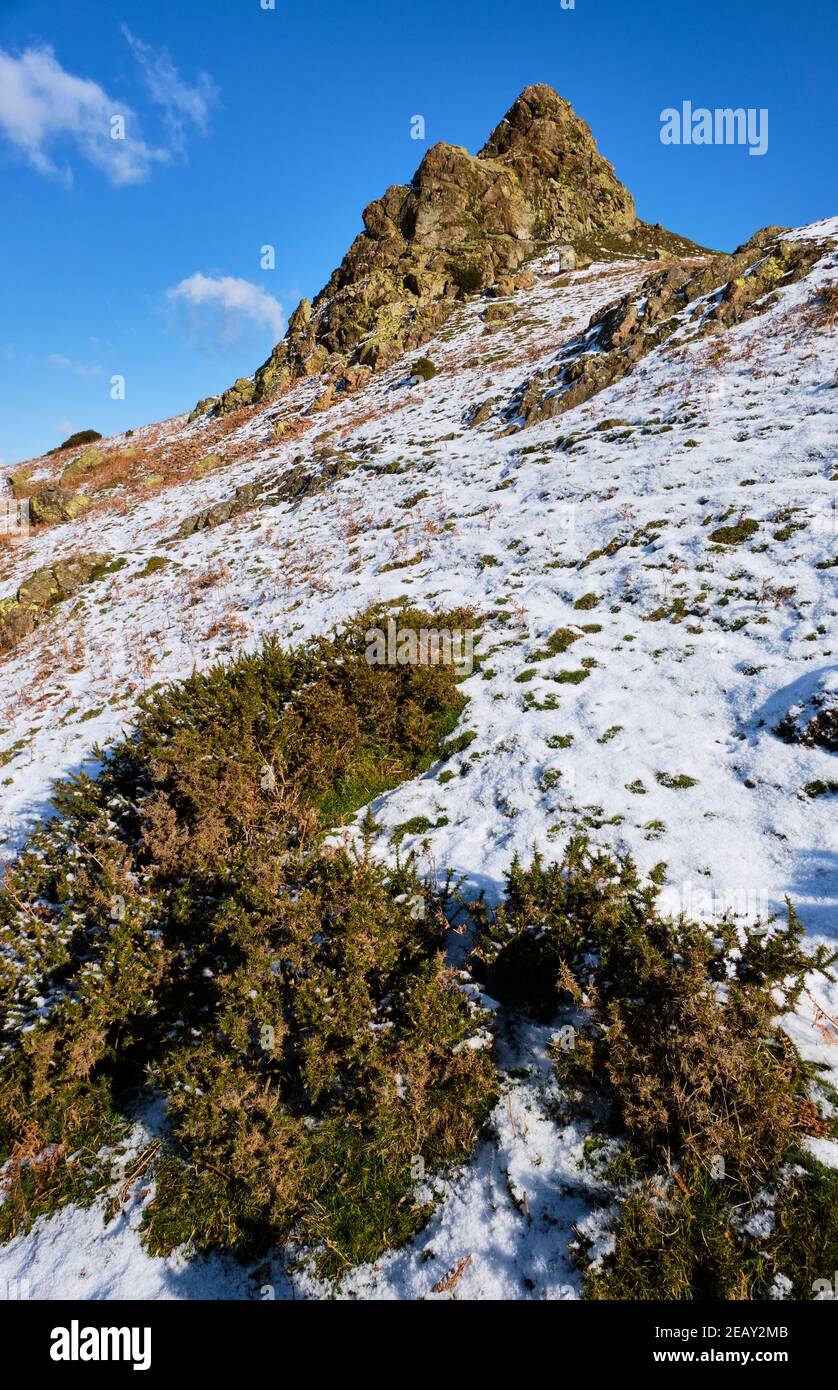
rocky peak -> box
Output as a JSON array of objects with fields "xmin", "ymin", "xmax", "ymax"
[
  {"xmin": 478, "ymin": 84, "xmax": 636, "ymax": 239},
  {"xmin": 206, "ymin": 87, "xmax": 647, "ymax": 417}
]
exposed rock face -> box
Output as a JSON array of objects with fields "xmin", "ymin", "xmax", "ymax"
[
  {"xmin": 0, "ymin": 553, "xmax": 107, "ymax": 652},
  {"xmin": 28, "ymin": 486, "xmax": 90, "ymax": 525},
  {"xmin": 208, "ymin": 85, "xmax": 640, "ymax": 416},
  {"xmin": 175, "ymin": 449, "xmax": 366, "ymax": 538},
  {"xmin": 508, "ymin": 229, "xmax": 825, "ymax": 428}
]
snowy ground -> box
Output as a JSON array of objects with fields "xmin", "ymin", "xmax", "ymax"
[{"xmin": 1, "ymin": 219, "xmax": 836, "ymax": 1298}]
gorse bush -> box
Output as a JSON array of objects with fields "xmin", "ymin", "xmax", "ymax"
[
  {"xmin": 3, "ymin": 612, "xmax": 835, "ymax": 1293},
  {"xmin": 51, "ymin": 428, "xmax": 102, "ymax": 453},
  {"xmin": 412, "ymin": 356, "xmax": 438, "ymax": 381},
  {"xmin": 0, "ymin": 607, "xmax": 495, "ymax": 1271},
  {"xmin": 472, "ymin": 837, "xmax": 838, "ymax": 1299}
]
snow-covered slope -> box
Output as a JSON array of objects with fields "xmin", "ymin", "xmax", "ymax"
[{"xmin": 1, "ymin": 218, "xmax": 836, "ymax": 1299}]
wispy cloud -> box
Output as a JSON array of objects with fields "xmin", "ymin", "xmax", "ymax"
[
  {"xmin": 121, "ymin": 27, "xmax": 218, "ymax": 152},
  {"xmin": 167, "ymin": 273, "xmax": 284, "ymax": 345},
  {"xmin": 48, "ymin": 352, "xmax": 103, "ymax": 377},
  {"xmin": 0, "ymin": 33, "xmax": 217, "ymax": 186},
  {"xmin": 0, "ymin": 45, "xmax": 162, "ymax": 184}
]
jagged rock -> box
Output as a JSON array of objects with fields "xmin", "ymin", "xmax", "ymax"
[
  {"xmin": 17, "ymin": 568, "xmax": 61, "ymax": 608},
  {"xmin": 60, "ymin": 446, "xmax": 102, "ymax": 485},
  {"xmin": 208, "ymin": 85, "xmax": 641, "ymax": 417},
  {"xmin": 28, "ymin": 486, "xmax": 90, "ymax": 525},
  {"xmin": 187, "ymin": 396, "xmax": 220, "ymax": 423},
  {"xmin": 466, "ymin": 400, "xmax": 496, "ymax": 428},
  {"xmin": 218, "ymin": 378, "xmax": 256, "ymax": 411},
  {"xmin": 174, "ymin": 449, "xmax": 369, "ymax": 539},
  {"xmin": 512, "ymin": 230, "xmax": 824, "ymax": 428},
  {"xmin": 309, "ymin": 384, "xmax": 336, "ymax": 413},
  {"xmin": 176, "ymin": 483, "xmax": 259, "ymax": 538},
  {"xmin": 338, "ymin": 365, "xmax": 373, "ymax": 393}
]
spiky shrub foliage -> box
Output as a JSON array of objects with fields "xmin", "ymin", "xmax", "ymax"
[
  {"xmin": 0, "ymin": 608, "xmax": 495, "ymax": 1270},
  {"xmin": 473, "ymin": 836, "xmax": 838, "ymax": 1298}
]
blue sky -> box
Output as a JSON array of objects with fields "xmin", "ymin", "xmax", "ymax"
[{"xmin": 1, "ymin": 0, "xmax": 835, "ymax": 467}]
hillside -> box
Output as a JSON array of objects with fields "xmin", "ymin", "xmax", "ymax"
[{"xmin": 0, "ymin": 86, "xmax": 837, "ymax": 1301}]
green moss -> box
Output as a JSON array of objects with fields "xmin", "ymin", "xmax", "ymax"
[
  {"xmin": 655, "ymin": 771, "xmax": 698, "ymax": 790},
  {"xmin": 709, "ymin": 518, "xmax": 759, "ymax": 545},
  {"xmin": 803, "ymin": 779, "xmax": 838, "ymax": 798},
  {"xmin": 533, "ymin": 627, "xmax": 580, "ymax": 659},
  {"xmin": 138, "ymin": 555, "xmax": 170, "ymax": 578},
  {"xmin": 379, "ymin": 554, "xmax": 423, "ymax": 573},
  {"xmin": 90, "ymin": 557, "xmax": 128, "ymax": 582},
  {"xmin": 390, "ymin": 814, "xmax": 449, "ymax": 846}
]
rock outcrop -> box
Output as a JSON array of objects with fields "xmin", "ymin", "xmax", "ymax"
[
  {"xmin": 0, "ymin": 554, "xmax": 108, "ymax": 652},
  {"xmin": 507, "ymin": 228, "xmax": 826, "ymax": 428},
  {"xmin": 206, "ymin": 85, "xmax": 649, "ymax": 417},
  {"xmin": 28, "ymin": 486, "xmax": 90, "ymax": 526}
]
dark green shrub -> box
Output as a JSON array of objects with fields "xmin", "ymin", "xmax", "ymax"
[
  {"xmin": 472, "ymin": 837, "xmax": 838, "ymax": 1297},
  {"xmin": 52, "ymin": 428, "xmax": 102, "ymax": 453},
  {"xmin": 0, "ymin": 607, "xmax": 495, "ymax": 1271}
]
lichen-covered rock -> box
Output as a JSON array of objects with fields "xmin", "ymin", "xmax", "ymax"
[
  {"xmin": 17, "ymin": 568, "xmax": 61, "ymax": 609},
  {"xmin": 209, "ymin": 85, "xmax": 642, "ymax": 417},
  {"xmin": 217, "ymin": 378, "xmax": 256, "ymax": 411},
  {"xmin": 0, "ymin": 552, "xmax": 108, "ymax": 653},
  {"xmin": 187, "ymin": 396, "xmax": 220, "ymax": 424},
  {"xmin": 511, "ymin": 229, "xmax": 824, "ymax": 428},
  {"xmin": 7, "ymin": 466, "xmax": 35, "ymax": 499},
  {"xmin": 174, "ymin": 449, "xmax": 368, "ymax": 539},
  {"xmin": 176, "ymin": 483, "xmax": 260, "ymax": 538},
  {"xmin": 28, "ymin": 486, "xmax": 90, "ymax": 525},
  {"xmin": 60, "ymin": 446, "xmax": 102, "ymax": 485}
]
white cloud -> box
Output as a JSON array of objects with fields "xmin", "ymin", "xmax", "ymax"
[
  {"xmin": 167, "ymin": 274, "xmax": 284, "ymax": 343},
  {"xmin": 0, "ymin": 35, "xmax": 217, "ymax": 185},
  {"xmin": 121, "ymin": 27, "xmax": 218, "ymax": 152},
  {"xmin": 48, "ymin": 353, "xmax": 103, "ymax": 377},
  {"xmin": 0, "ymin": 45, "xmax": 166, "ymax": 185}
]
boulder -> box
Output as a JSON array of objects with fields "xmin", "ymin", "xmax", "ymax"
[
  {"xmin": 0, "ymin": 552, "xmax": 108, "ymax": 653},
  {"xmin": 29, "ymin": 487, "xmax": 90, "ymax": 525}
]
